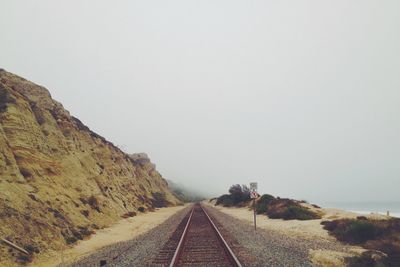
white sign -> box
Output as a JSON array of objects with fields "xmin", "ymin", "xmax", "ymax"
[
  {"xmin": 250, "ymin": 182, "xmax": 257, "ymax": 191},
  {"xmin": 250, "ymin": 182, "xmax": 258, "ymax": 199}
]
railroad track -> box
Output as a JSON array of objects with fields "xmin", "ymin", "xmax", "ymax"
[{"xmin": 152, "ymin": 203, "xmax": 242, "ymax": 267}]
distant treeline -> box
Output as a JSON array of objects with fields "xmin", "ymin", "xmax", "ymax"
[{"xmin": 167, "ymin": 180, "xmax": 205, "ymax": 203}]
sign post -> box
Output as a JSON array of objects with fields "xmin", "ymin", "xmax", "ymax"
[{"xmin": 250, "ymin": 182, "xmax": 258, "ymax": 231}]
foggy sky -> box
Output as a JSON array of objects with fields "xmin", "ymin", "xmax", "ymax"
[{"xmin": 1, "ymin": 1, "xmax": 399, "ymax": 203}]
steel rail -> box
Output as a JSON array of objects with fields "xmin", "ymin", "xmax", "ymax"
[
  {"xmin": 201, "ymin": 205, "xmax": 243, "ymax": 267},
  {"xmin": 169, "ymin": 206, "xmax": 194, "ymax": 267},
  {"xmin": 169, "ymin": 204, "xmax": 242, "ymax": 267}
]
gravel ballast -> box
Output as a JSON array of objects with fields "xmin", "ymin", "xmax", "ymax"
[
  {"xmin": 68, "ymin": 203, "xmax": 352, "ymax": 267},
  {"xmin": 67, "ymin": 205, "xmax": 192, "ymax": 267},
  {"xmin": 203, "ymin": 204, "xmax": 351, "ymax": 267}
]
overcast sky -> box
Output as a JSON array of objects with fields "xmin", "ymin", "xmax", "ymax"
[{"xmin": 1, "ymin": 0, "xmax": 399, "ymax": 203}]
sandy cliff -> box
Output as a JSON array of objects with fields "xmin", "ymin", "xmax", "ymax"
[{"xmin": 0, "ymin": 69, "xmax": 179, "ymax": 265}]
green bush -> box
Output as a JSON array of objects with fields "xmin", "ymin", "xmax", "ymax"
[
  {"xmin": 265, "ymin": 198, "xmax": 321, "ymax": 220},
  {"xmin": 215, "ymin": 184, "xmax": 251, "ymax": 207},
  {"xmin": 322, "ymin": 219, "xmax": 383, "ymax": 243},
  {"xmin": 282, "ymin": 205, "xmax": 321, "ymax": 220},
  {"xmin": 345, "ymin": 221, "xmax": 380, "ymax": 243},
  {"xmin": 216, "ymin": 194, "xmax": 234, "ymax": 207},
  {"xmin": 255, "ymin": 194, "xmax": 275, "ymax": 214}
]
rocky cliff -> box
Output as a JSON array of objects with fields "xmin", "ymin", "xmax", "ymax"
[{"xmin": 0, "ymin": 69, "xmax": 180, "ymax": 265}]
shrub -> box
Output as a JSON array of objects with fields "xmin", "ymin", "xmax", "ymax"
[
  {"xmin": 266, "ymin": 198, "xmax": 321, "ymax": 220},
  {"xmin": 62, "ymin": 230, "xmax": 78, "ymax": 244},
  {"xmin": 215, "ymin": 184, "xmax": 252, "ymax": 207},
  {"xmin": 71, "ymin": 228, "xmax": 84, "ymax": 241},
  {"xmin": 216, "ymin": 194, "xmax": 234, "ymax": 207},
  {"xmin": 345, "ymin": 251, "xmax": 378, "ymax": 267},
  {"xmin": 322, "ymin": 219, "xmax": 384, "ymax": 244},
  {"xmin": 0, "ymin": 86, "xmax": 17, "ymax": 112},
  {"xmin": 61, "ymin": 226, "xmax": 93, "ymax": 245},
  {"xmin": 30, "ymin": 102, "xmax": 46, "ymax": 125},
  {"xmin": 255, "ymin": 194, "xmax": 275, "ymax": 214},
  {"xmin": 151, "ymin": 192, "xmax": 169, "ymax": 208},
  {"xmin": 77, "ymin": 226, "xmax": 94, "ymax": 237},
  {"xmin": 122, "ymin": 211, "xmax": 137, "ymax": 218},
  {"xmin": 16, "ymin": 253, "xmax": 33, "ymax": 264},
  {"xmin": 20, "ymin": 167, "xmax": 33, "ymax": 179},
  {"xmin": 24, "ymin": 244, "xmax": 39, "ymax": 254},
  {"xmin": 80, "ymin": 210, "xmax": 89, "ymax": 217},
  {"xmin": 28, "ymin": 194, "xmax": 38, "ymax": 202},
  {"xmin": 265, "ymin": 198, "xmax": 294, "ymax": 218},
  {"xmin": 47, "ymin": 208, "xmax": 66, "ymax": 220},
  {"xmin": 65, "ymin": 236, "xmax": 78, "ymax": 244},
  {"xmin": 321, "ymin": 218, "xmax": 400, "ymax": 265},
  {"xmin": 347, "ymin": 221, "xmax": 379, "ymax": 243},
  {"xmin": 87, "ymin": 195, "xmax": 101, "ymax": 212},
  {"xmin": 282, "ymin": 205, "xmax": 321, "ymax": 220}
]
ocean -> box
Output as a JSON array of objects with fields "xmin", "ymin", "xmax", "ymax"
[{"xmin": 318, "ymin": 201, "xmax": 400, "ymax": 218}]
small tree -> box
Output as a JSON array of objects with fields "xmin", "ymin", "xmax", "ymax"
[
  {"xmin": 241, "ymin": 184, "xmax": 251, "ymax": 202},
  {"xmin": 228, "ymin": 184, "xmax": 250, "ymax": 205}
]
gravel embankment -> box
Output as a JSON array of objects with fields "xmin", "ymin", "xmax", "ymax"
[
  {"xmin": 67, "ymin": 205, "xmax": 192, "ymax": 267},
  {"xmin": 68, "ymin": 203, "xmax": 351, "ymax": 267},
  {"xmin": 204, "ymin": 204, "xmax": 350, "ymax": 267}
]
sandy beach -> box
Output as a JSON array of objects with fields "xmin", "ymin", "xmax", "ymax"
[{"xmin": 28, "ymin": 205, "xmax": 187, "ymax": 267}]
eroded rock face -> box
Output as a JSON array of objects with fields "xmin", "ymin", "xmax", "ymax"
[
  {"xmin": 0, "ymin": 69, "xmax": 179, "ymax": 264},
  {"xmin": 130, "ymin": 153, "xmax": 151, "ymax": 164}
]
